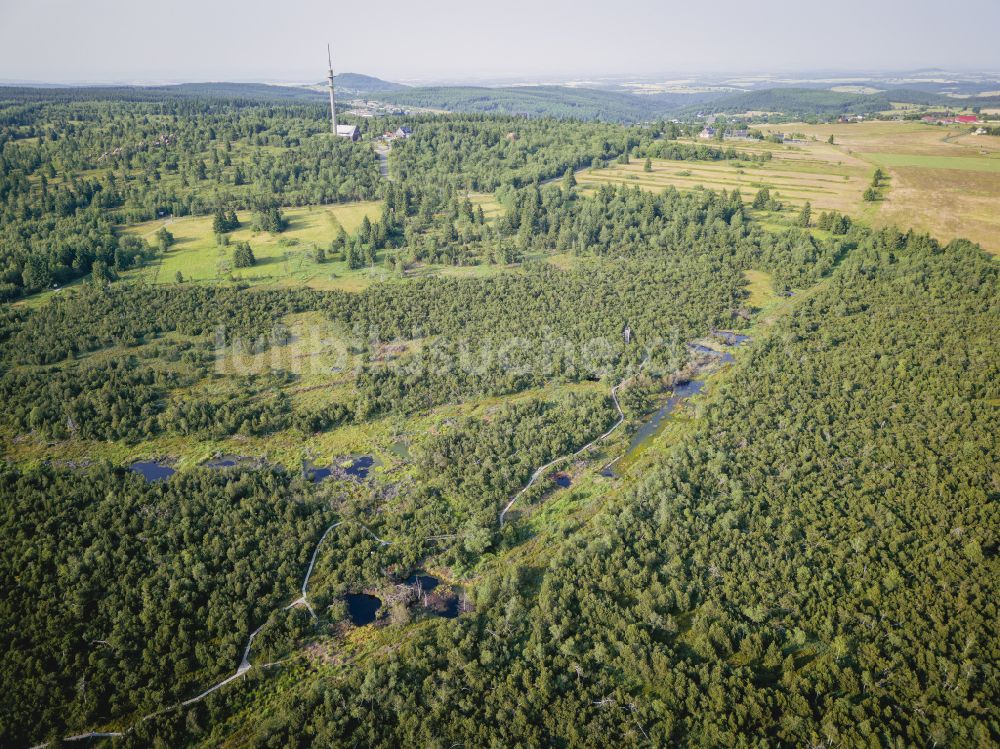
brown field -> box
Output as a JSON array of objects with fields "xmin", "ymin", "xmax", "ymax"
[
  {"xmin": 577, "ymin": 139, "xmax": 871, "ymax": 214},
  {"xmin": 762, "ymin": 121, "xmax": 1000, "ymax": 254}
]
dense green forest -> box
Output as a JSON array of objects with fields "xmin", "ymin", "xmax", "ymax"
[
  {"xmin": 112, "ymin": 227, "xmax": 999, "ymax": 749},
  {"xmin": 0, "ymin": 95, "xmax": 379, "ymax": 298},
  {"xmin": 0, "ymin": 85, "xmax": 996, "ymax": 748}
]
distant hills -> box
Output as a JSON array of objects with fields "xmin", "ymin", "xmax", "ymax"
[
  {"xmin": 690, "ymin": 86, "xmax": 1000, "ymax": 116},
  {"xmin": 359, "ymin": 85, "xmax": 709, "ymax": 122},
  {"xmin": 0, "ymin": 81, "xmax": 325, "ymax": 103},
  {"xmin": 3, "ymin": 73, "xmax": 998, "ymax": 121},
  {"xmin": 332, "ymin": 72, "xmax": 409, "ymax": 94}
]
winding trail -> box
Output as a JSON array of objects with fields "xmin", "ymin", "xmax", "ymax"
[
  {"xmin": 32, "ymin": 341, "xmax": 746, "ymax": 747},
  {"xmin": 30, "ymin": 517, "xmax": 389, "ymax": 749},
  {"xmin": 285, "ymin": 521, "xmax": 343, "ymax": 618},
  {"xmin": 182, "ymin": 519, "xmax": 392, "ymax": 704},
  {"xmin": 498, "ymin": 370, "xmax": 636, "ymax": 527}
]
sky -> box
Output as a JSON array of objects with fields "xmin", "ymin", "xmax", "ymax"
[{"xmin": 1, "ymin": 0, "xmax": 997, "ymax": 84}]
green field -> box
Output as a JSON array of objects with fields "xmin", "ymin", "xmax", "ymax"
[
  {"xmin": 743, "ymin": 269, "xmax": 779, "ymax": 309},
  {"xmin": 126, "ymin": 202, "xmax": 384, "ymax": 290},
  {"xmin": 865, "ymin": 152, "xmax": 1000, "ymax": 172}
]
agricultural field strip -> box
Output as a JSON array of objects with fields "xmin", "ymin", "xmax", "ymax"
[
  {"xmin": 576, "ymin": 157, "xmax": 867, "ymax": 205},
  {"xmin": 579, "ymin": 174, "xmax": 847, "ymax": 200},
  {"xmin": 580, "ymin": 171, "xmax": 848, "ymax": 193},
  {"xmin": 585, "ymin": 166, "xmax": 854, "ymax": 186}
]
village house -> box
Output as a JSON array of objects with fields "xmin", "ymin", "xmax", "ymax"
[{"xmin": 336, "ymin": 124, "xmax": 361, "ymax": 141}]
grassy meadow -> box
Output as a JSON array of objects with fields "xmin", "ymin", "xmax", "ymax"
[
  {"xmin": 761, "ymin": 121, "xmax": 1000, "ymax": 254},
  {"xmin": 125, "ymin": 202, "xmax": 384, "ymax": 290},
  {"xmin": 576, "ymin": 121, "xmax": 1000, "ymax": 255},
  {"xmin": 577, "ymin": 139, "xmax": 871, "ymax": 214}
]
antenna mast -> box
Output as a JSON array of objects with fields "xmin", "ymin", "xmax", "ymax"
[{"xmin": 326, "ymin": 44, "xmax": 337, "ymax": 134}]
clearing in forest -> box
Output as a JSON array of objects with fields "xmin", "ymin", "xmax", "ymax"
[
  {"xmin": 764, "ymin": 121, "xmax": 1000, "ymax": 254},
  {"xmin": 125, "ymin": 202, "xmax": 384, "ymax": 290},
  {"xmin": 576, "ymin": 139, "xmax": 870, "ymax": 214}
]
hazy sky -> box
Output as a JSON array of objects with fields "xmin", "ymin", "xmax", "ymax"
[{"xmin": 1, "ymin": 0, "xmax": 997, "ymax": 84}]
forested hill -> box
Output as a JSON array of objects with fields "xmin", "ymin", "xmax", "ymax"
[
  {"xmin": 0, "ymin": 81, "xmax": 678, "ymax": 120},
  {"xmin": 8, "ymin": 81, "xmax": 997, "ymax": 122},
  {"xmin": 330, "ymin": 72, "xmax": 409, "ymax": 94},
  {"xmin": 0, "ymin": 82, "xmax": 330, "ymax": 104},
  {"xmin": 360, "ymin": 85, "xmax": 688, "ymax": 121},
  {"xmin": 5, "ymin": 81, "xmax": 999, "ymax": 121},
  {"xmin": 690, "ymin": 86, "xmax": 1000, "ymax": 115}
]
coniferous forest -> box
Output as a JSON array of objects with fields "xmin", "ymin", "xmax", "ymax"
[{"xmin": 0, "ymin": 83, "xmax": 996, "ymax": 749}]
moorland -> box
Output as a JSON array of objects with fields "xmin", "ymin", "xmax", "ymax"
[{"xmin": 0, "ymin": 84, "xmax": 997, "ymax": 748}]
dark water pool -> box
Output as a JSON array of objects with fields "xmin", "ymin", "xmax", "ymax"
[
  {"xmin": 130, "ymin": 461, "xmax": 175, "ymax": 482},
  {"xmin": 303, "ymin": 460, "xmax": 332, "ymax": 483},
  {"xmin": 345, "ymin": 456, "xmax": 376, "ymax": 478},
  {"xmin": 311, "ymin": 466, "xmax": 332, "ymax": 482},
  {"xmin": 204, "ymin": 455, "xmax": 241, "ymax": 468},
  {"xmin": 404, "ymin": 574, "xmax": 440, "ymax": 591},
  {"xmin": 346, "ymin": 594, "xmax": 381, "ymax": 625},
  {"xmin": 553, "ymin": 473, "xmax": 571, "ymax": 488},
  {"xmin": 438, "ymin": 596, "xmax": 460, "ymax": 619}
]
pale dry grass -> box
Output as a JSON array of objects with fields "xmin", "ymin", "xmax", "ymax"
[
  {"xmin": 875, "ymin": 167, "xmax": 1000, "ymax": 253},
  {"xmin": 577, "ymin": 151, "xmax": 868, "ymax": 213},
  {"xmin": 761, "ymin": 122, "xmax": 1000, "ymax": 254}
]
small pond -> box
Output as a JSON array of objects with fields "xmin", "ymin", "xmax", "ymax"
[
  {"xmin": 345, "ymin": 456, "xmax": 377, "ymax": 479},
  {"xmin": 345, "ymin": 594, "xmax": 382, "ymax": 626},
  {"xmin": 403, "ymin": 573, "xmax": 440, "ymax": 591},
  {"xmin": 130, "ymin": 461, "xmax": 175, "ymax": 482},
  {"xmin": 690, "ymin": 344, "xmax": 734, "ymax": 364},
  {"xmin": 552, "ymin": 473, "xmax": 572, "ymax": 489},
  {"xmin": 438, "ymin": 595, "xmax": 461, "ymax": 619},
  {"xmin": 387, "ymin": 440, "xmax": 412, "ymax": 461},
  {"xmin": 303, "ymin": 460, "xmax": 332, "ymax": 483},
  {"xmin": 714, "ymin": 330, "xmax": 751, "ymax": 345}
]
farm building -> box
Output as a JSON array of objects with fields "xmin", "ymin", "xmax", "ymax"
[
  {"xmin": 336, "ymin": 124, "xmax": 361, "ymax": 141},
  {"xmin": 701, "ymin": 127, "xmax": 749, "ymax": 140},
  {"xmin": 921, "ymin": 114, "xmax": 979, "ymax": 124},
  {"xmin": 395, "ymin": 126, "xmax": 413, "ymax": 139}
]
